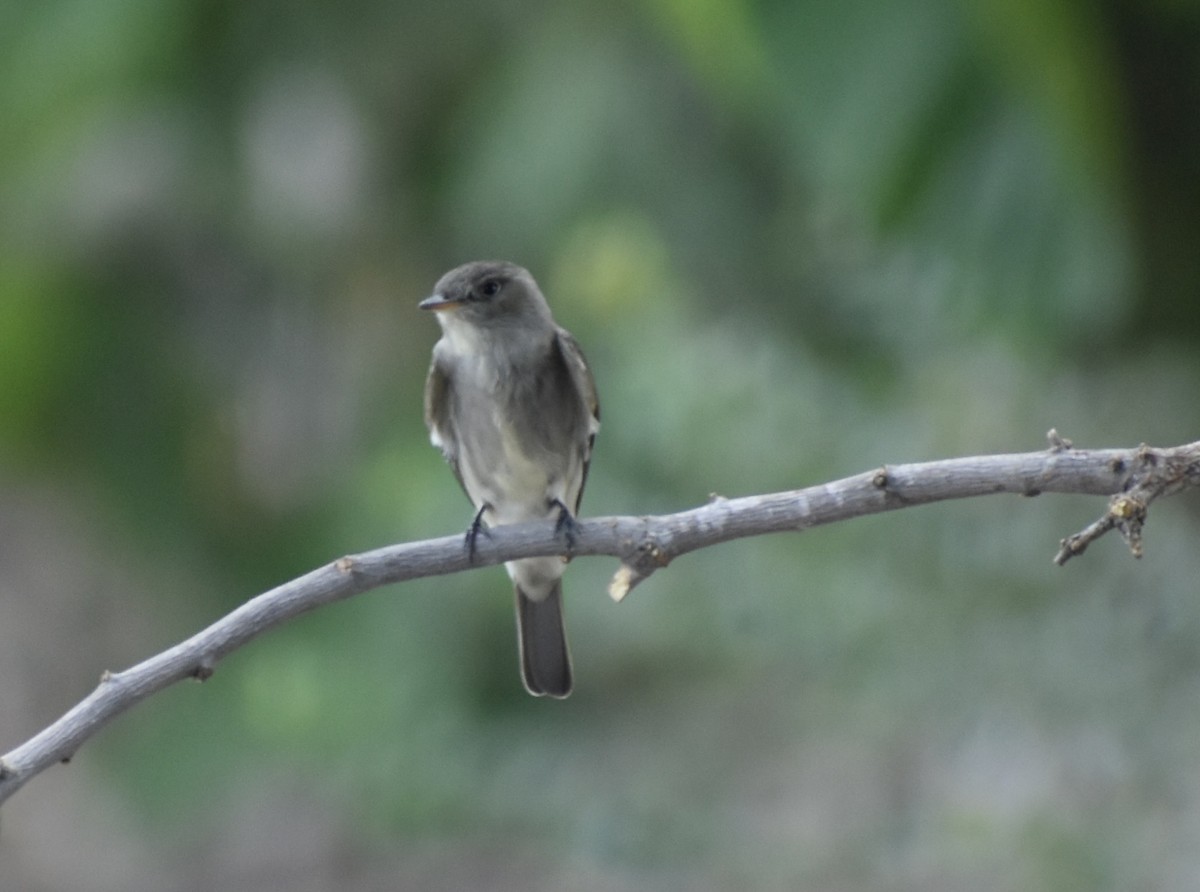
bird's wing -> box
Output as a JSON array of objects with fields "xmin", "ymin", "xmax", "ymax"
[
  {"xmin": 554, "ymin": 327, "xmax": 600, "ymax": 513},
  {"xmin": 424, "ymin": 350, "xmax": 469, "ymax": 500}
]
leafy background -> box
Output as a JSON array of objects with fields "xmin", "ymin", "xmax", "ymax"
[{"xmin": 2, "ymin": 1, "xmax": 1200, "ymax": 889}]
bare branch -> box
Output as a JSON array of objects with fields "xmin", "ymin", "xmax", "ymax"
[{"xmin": 2, "ymin": 436, "xmax": 1199, "ymax": 806}]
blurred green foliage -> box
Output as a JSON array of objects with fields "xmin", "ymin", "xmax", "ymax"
[{"xmin": 2, "ymin": 0, "xmax": 1200, "ymax": 889}]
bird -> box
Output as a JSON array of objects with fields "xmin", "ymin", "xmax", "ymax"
[{"xmin": 420, "ymin": 261, "xmax": 599, "ymax": 698}]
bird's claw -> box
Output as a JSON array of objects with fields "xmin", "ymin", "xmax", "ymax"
[
  {"xmin": 464, "ymin": 503, "xmax": 492, "ymax": 562},
  {"xmin": 551, "ymin": 499, "xmax": 579, "ymax": 554}
]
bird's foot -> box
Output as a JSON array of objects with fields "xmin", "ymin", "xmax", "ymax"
[
  {"xmin": 464, "ymin": 503, "xmax": 492, "ymax": 562},
  {"xmin": 551, "ymin": 499, "xmax": 580, "ymax": 556}
]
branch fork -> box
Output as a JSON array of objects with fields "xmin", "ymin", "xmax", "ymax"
[{"xmin": 1053, "ymin": 437, "xmax": 1200, "ymax": 565}]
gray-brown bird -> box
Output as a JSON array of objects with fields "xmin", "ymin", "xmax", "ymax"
[{"xmin": 421, "ymin": 261, "xmax": 599, "ymax": 697}]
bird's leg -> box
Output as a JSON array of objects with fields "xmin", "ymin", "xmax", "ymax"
[
  {"xmin": 550, "ymin": 498, "xmax": 579, "ymax": 556},
  {"xmin": 465, "ymin": 503, "xmax": 492, "ymax": 562}
]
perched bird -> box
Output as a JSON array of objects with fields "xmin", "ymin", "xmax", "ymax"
[{"xmin": 421, "ymin": 261, "xmax": 599, "ymax": 698}]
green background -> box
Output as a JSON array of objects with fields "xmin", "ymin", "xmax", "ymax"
[{"xmin": 3, "ymin": 0, "xmax": 1200, "ymax": 889}]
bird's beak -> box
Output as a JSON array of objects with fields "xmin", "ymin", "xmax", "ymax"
[{"xmin": 418, "ymin": 293, "xmax": 461, "ymax": 312}]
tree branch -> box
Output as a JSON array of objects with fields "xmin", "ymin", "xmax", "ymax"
[{"xmin": 3, "ymin": 434, "xmax": 1199, "ymax": 807}]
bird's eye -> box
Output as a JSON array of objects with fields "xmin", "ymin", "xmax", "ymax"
[{"xmin": 480, "ymin": 279, "xmax": 502, "ymax": 298}]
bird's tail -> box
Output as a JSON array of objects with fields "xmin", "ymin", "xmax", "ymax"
[{"xmin": 515, "ymin": 581, "xmax": 572, "ymax": 698}]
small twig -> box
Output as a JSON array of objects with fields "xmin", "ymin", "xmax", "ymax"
[
  {"xmin": 2, "ymin": 436, "xmax": 1199, "ymax": 807},
  {"xmin": 1054, "ymin": 492, "xmax": 1148, "ymax": 565}
]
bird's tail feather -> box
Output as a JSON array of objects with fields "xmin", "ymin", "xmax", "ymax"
[{"xmin": 515, "ymin": 582, "xmax": 572, "ymax": 698}]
